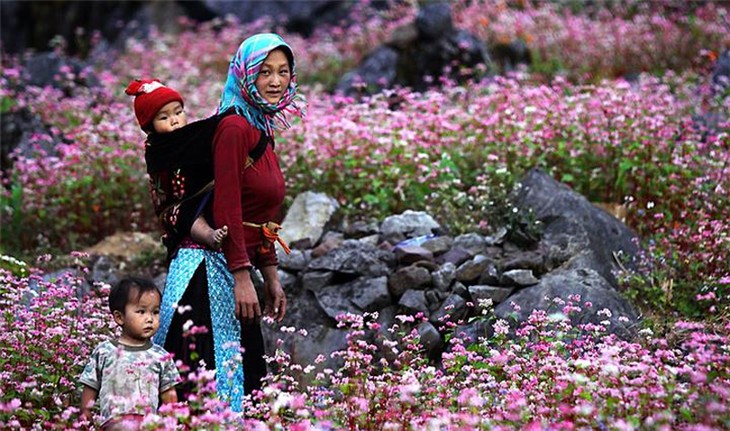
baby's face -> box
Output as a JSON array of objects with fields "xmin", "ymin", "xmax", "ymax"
[{"xmin": 152, "ymin": 101, "xmax": 187, "ymax": 133}]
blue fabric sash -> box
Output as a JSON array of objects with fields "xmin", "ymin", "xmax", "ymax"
[{"xmin": 154, "ymin": 248, "xmax": 245, "ymax": 411}]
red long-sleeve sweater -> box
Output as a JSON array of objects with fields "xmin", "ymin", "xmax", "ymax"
[{"xmin": 212, "ymin": 115, "xmax": 285, "ymax": 272}]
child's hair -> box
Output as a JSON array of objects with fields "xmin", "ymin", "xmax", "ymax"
[{"xmin": 109, "ymin": 277, "xmax": 161, "ymax": 314}]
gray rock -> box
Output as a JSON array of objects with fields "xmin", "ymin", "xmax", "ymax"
[
  {"xmin": 421, "ymin": 235, "xmax": 454, "ymax": 256},
  {"xmin": 455, "ymin": 254, "xmax": 493, "ymax": 283},
  {"xmin": 280, "ymin": 191, "xmax": 339, "ymax": 248},
  {"xmin": 416, "ymin": 2, "xmax": 454, "ymax": 41},
  {"xmin": 429, "ymin": 294, "xmax": 468, "ymax": 329},
  {"xmin": 1, "ymin": 107, "xmax": 63, "ymax": 173},
  {"xmin": 477, "ymin": 262, "xmax": 501, "ymax": 285},
  {"xmin": 499, "ymin": 249, "xmax": 548, "ymax": 275},
  {"xmin": 311, "ymin": 233, "xmax": 344, "ymax": 258},
  {"xmin": 314, "ymin": 276, "xmax": 391, "ymax": 320},
  {"xmin": 436, "ymin": 246, "xmax": 473, "ymax": 267},
  {"xmin": 279, "ymin": 270, "xmax": 298, "ymax": 293},
  {"xmin": 432, "ymin": 262, "xmax": 456, "ymax": 292},
  {"xmin": 302, "ymin": 271, "xmax": 334, "ymax": 293},
  {"xmin": 381, "ymin": 210, "xmax": 441, "ymax": 239},
  {"xmin": 492, "ymin": 39, "xmax": 532, "ymax": 73},
  {"xmin": 337, "ymin": 46, "xmax": 399, "ymax": 96},
  {"xmin": 453, "ymin": 233, "xmax": 487, "ymax": 255},
  {"xmin": 398, "ymin": 289, "xmax": 429, "ymax": 314},
  {"xmin": 313, "ymin": 283, "xmax": 361, "ymax": 320},
  {"xmin": 500, "ymin": 269, "xmax": 539, "ymax": 287},
  {"xmin": 344, "ymin": 219, "xmax": 380, "ymax": 238},
  {"xmin": 451, "ymin": 281, "xmax": 469, "ymax": 299},
  {"xmin": 261, "ymin": 289, "xmax": 348, "ymax": 385},
  {"xmin": 484, "ymin": 226, "xmax": 508, "ymax": 246},
  {"xmin": 351, "ymin": 276, "xmax": 391, "ymax": 313},
  {"xmin": 417, "ymin": 321, "xmax": 443, "ymax": 353},
  {"xmin": 357, "ymin": 234, "xmax": 381, "ymax": 248},
  {"xmin": 90, "ymin": 256, "xmax": 120, "ymax": 287},
  {"xmin": 278, "ymin": 249, "xmax": 311, "ymax": 272},
  {"xmin": 388, "ymin": 265, "xmax": 432, "ymax": 297},
  {"xmin": 203, "ymin": 0, "xmax": 354, "ymax": 37},
  {"xmin": 493, "ymin": 267, "xmax": 639, "ymax": 339},
  {"xmin": 513, "ymin": 168, "xmax": 640, "ymax": 287},
  {"xmin": 468, "ymin": 285, "xmax": 514, "ymax": 308},
  {"xmin": 376, "ymin": 305, "xmax": 398, "ymax": 339},
  {"xmin": 23, "ymin": 52, "xmax": 100, "ymax": 90},
  {"xmin": 394, "ymin": 245, "xmax": 434, "ymax": 265},
  {"xmin": 307, "ymin": 239, "xmax": 394, "ymax": 277},
  {"xmin": 425, "ymin": 289, "xmax": 449, "ymax": 307}
]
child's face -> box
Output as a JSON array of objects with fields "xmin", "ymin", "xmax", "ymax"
[
  {"xmin": 113, "ymin": 289, "xmax": 161, "ymax": 345},
  {"xmin": 255, "ymin": 49, "xmax": 291, "ymax": 105},
  {"xmin": 152, "ymin": 101, "xmax": 187, "ymax": 133}
]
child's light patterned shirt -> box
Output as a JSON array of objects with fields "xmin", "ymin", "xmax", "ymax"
[{"xmin": 79, "ymin": 339, "xmax": 179, "ymax": 425}]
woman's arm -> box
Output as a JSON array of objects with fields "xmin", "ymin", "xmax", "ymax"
[
  {"xmin": 232, "ymin": 268, "xmax": 261, "ymax": 321},
  {"xmin": 260, "ymin": 265, "xmax": 286, "ymax": 321}
]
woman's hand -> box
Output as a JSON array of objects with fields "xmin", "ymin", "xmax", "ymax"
[
  {"xmin": 261, "ymin": 265, "xmax": 286, "ymax": 321},
  {"xmin": 233, "ymin": 269, "xmax": 260, "ymax": 321}
]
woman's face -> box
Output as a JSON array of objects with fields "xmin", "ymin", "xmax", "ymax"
[{"xmin": 255, "ymin": 49, "xmax": 291, "ymax": 105}]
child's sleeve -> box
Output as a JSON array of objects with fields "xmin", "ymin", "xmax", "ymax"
[
  {"xmin": 159, "ymin": 357, "xmax": 180, "ymax": 393},
  {"xmin": 78, "ymin": 346, "xmax": 102, "ymax": 390}
]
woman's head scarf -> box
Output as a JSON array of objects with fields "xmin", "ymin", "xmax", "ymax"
[{"xmin": 218, "ymin": 33, "xmax": 306, "ymax": 137}]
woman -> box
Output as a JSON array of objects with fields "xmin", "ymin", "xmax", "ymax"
[{"xmin": 154, "ymin": 33, "xmax": 305, "ymax": 411}]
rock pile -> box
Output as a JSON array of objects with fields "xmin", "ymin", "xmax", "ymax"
[{"xmin": 263, "ymin": 168, "xmax": 641, "ymax": 375}]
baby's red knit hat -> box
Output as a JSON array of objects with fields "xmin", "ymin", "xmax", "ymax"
[{"xmin": 125, "ymin": 79, "xmax": 184, "ymax": 131}]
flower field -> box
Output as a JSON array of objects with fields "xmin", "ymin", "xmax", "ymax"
[{"xmin": 1, "ymin": 1, "xmax": 729, "ymax": 429}]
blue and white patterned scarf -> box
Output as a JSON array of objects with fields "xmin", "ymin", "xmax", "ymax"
[{"xmin": 218, "ymin": 33, "xmax": 306, "ymax": 137}]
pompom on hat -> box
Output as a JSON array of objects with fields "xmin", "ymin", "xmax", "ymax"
[{"xmin": 125, "ymin": 79, "xmax": 184, "ymax": 131}]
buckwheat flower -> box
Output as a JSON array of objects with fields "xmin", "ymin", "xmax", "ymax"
[
  {"xmin": 176, "ymin": 304, "xmax": 192, "ymax": 314},
  {"xmin": 597, "ymin": 308, "xmax": 612, "ymax": 318},
  {"xmin": 494, "ymin": 319, "xmax": 510, "ymax": 335},
  {"xmin": 548, "ymin": 312, "xmax": 568, "ymax": 322},
  {"xmin": 696, "ymin": 292, "xmax": 716, "ymax": 301},
  {"xmin": 638, "ymin": 328, "xmax": 654, "ymax": 338},
  {"xmin": 574, "ymin": 359, "xmax": 591, "ymax": 369},
  {"xmin": 182, "ymin": 319, "xmax": 194, "ymax": 332},
  {"xmin": 36, "ymin": 254, "xmax": 53, "ymax": 263},
  {"xmin": 273, "ymin": 392, "xmax": 293, "ymax": 414},
  {"xmin": 396, "ymin": 314, "xmax": 415, "ymax": 323},
  {"xmin": 601, "ymin": 363, "xmax": 619, "ymax": 376}
]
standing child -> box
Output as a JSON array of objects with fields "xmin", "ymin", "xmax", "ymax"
[
  {"xmin": 79, "ymin": 277, "xmax": 179, "ymax": 430},
  {"xmin": 125, "ymin": 79, "xmax": 228, "ymax": 251}
]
